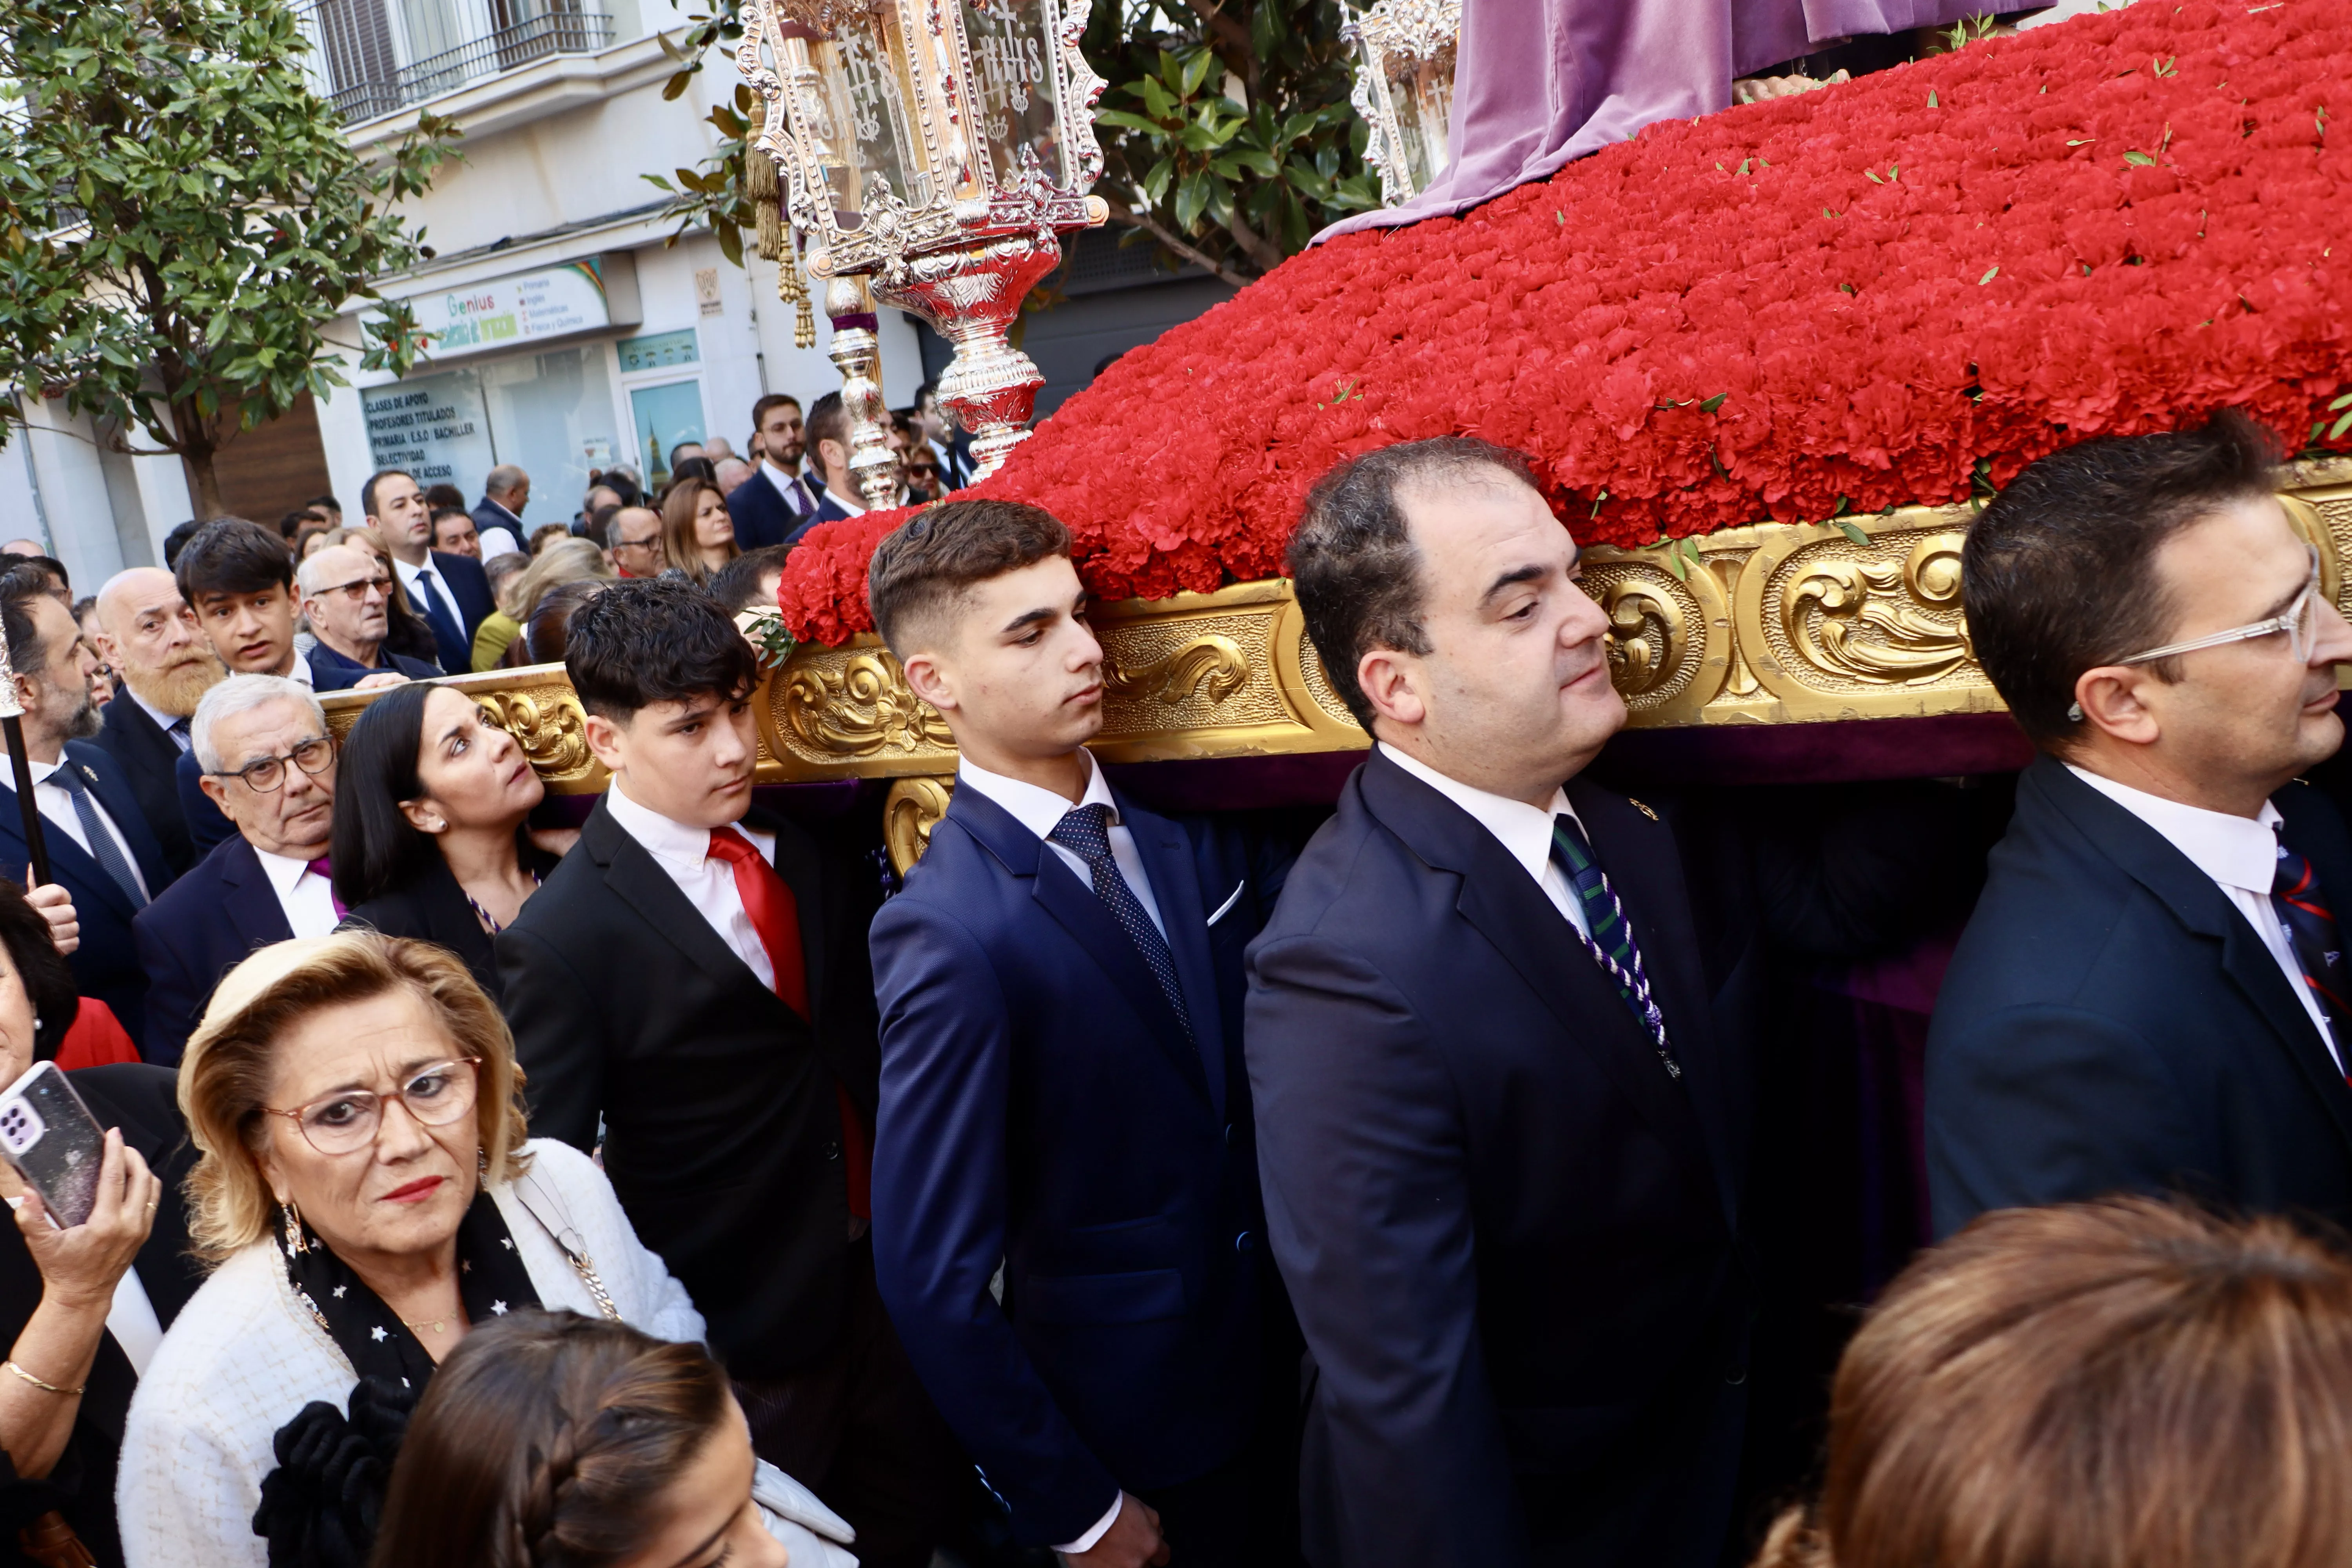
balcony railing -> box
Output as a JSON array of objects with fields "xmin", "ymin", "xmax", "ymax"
[{"xmin": 301, "ymin": 3, "xmax": 615, "ymax": 124}]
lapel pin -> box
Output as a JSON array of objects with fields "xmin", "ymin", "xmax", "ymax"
[
  {"xmin": 80, "ymin": 767, "xmax": 96, "ymax": 783},
  {"xmin": 1628, "ymin": 798, "xmax": 1659, "ymax": 822}
]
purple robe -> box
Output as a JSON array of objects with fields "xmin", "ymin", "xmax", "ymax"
[{"xmin": 1318, "ymin": 0, "xmax": 1993, "ymax": 241}]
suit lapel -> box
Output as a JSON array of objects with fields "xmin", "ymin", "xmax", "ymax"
[
  {"xmin": 74, "ymin": 746, "xmax": 171, "ymax": 897},
  {"xmin": 1122, "ymin": 796, "xmax": 1227, "ymax": 1117},
  {"xmin": 1566, "ymin": 779, "xmax": 1742, "ymax": 1225},
  {"xmin": 0, "ymin": 774, "xmax": 133, "ymax": 922},
  {"xmin": 2036, "ymin": 759, "xmax": 2352, "ymax": 1153},
  {"xmin": 1363, "ymin": 753, "xmax": 1717, "ymax": 1181},
  {"xmin": 950, "ymin": 786, "xmax": 1213, "ymax": 1107},
  {"xmin": 585, "ymin": 804, "xmax": 777, "ymax": 1002},
  {"xmin": 751, "ymin": 805, "xmax": 828, "ymax": 1019},
  {"xmin": 218, "ymin": 839, "xmax": 295, "ymax": 945}
]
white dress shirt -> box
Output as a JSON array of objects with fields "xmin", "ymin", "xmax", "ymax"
[
  {"xmin": 281, "ymin": 652, "xmax": 316, "ymax": 690},
  {"xmin": 603, "ymin": 784, "xmax": 782, "ymax": 987},
  {"xmin": 28, "ymin": 759, "xmax": 151, "ymax": 902},
  {"xmin": 127, "ymin": 691, "xmax": 192, "ymax": 753},
  {"xmin": 762, "ymin": 461, "xmax": 817, "ymax": 517},
  {"xmin": 2066, "ymin": 764, "xmax": 2338, "ymax": 1068},
  {"xmin": 951, "ymin": 749, "xmax": 1162, "ymax": 1554},
  {"xmin": 1379, "ymin": 743, "xmax": 1591, "ymax": 938},
  {"xmin": 955, "ymin": 750, "xmax": 1165, "ymax": 937},
  {"xmin": 390, "ymin": 553, "xmax": 458, "ymax": 637},
  {"xmin": 250, "ymin": 847, "xmax": 339, "ymax": 939}
]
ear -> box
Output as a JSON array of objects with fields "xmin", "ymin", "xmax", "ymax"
[
  {"xmin": 398, "ymin": 796, "xmax": 446, "ymax": 836},
  {"xmin": 9, "ymin": 670, "xmax": 36, "ymax": 714},
  {"xmin": 1356, "ymin": 646, "xmax": 1428, "ymax": 731},
  {"xmin": 820, "ymin": 437, "xmax": 850, "ymax": 473},
  {"xmin": 198, "ymin": 773, "xmax": 228, "ymax": 809},
  {"xmin": 583, "ymin": 711, "xmax": 628, "ymax": 775},
  {"xmin": 2073, "ymin": 664, "xmax": 2163, "ymax": 747},
  {"xmin": 88, "ymin": 628, "xmax": 121, "ymax": 667},
  {"xmin": 900, "ymin": 648, "xmax": 958, "ymax": 715}
]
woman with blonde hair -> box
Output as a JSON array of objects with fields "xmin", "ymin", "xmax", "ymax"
[
  {"xmin": 659, "ymin": 478, "xmax": 738, "ymax": 585},
  {"xmin": 1757, "ymin": 1197, "xmax": 2352, "ymax": 1568},
  {"xmin": 467, "ymin": 537, "xmax": 613, "ymax": 671},
  {"xmin": 114, "ymin": 932, "xmax": 707, "ymax": 1568}
]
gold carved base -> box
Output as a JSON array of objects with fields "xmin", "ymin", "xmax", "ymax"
[{"xmin": 319, "ymin": 459, "xmax": 2352, "ymax": 860}]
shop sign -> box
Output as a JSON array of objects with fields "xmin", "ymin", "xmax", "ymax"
[
  {"xmin": 363, "ymin": 368, "xmax": 496, "ymax": 488},
  {"xmin": 415, "ymin": 260, "xmax": 615, "ymax": 358}
]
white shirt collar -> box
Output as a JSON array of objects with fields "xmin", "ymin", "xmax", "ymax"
[
  {"xmin": 252, "ymin": 844, "xmax": 324, "ymax": 893},
  {"xmin": 1378, "ymin": 742, "xmax": 1575, "ymax": 883},
  {"xmin": 603, "ymin": 780, "xmax": 731, "ymax": 867},
  {"xmin": 2065, "ymin": 763, "xmax": 2283, "ymax": 896},
  {"xmin": 126, "ymin": 688, "xmax": 187, "ymax": 739},
  {"xmin": 391, "ymin": 554, "xmax": 435, "ymax": 591},
  {"xmin": 283, "ymin": 649, "xmax": 316, "ymax": 688},
  {"xmin": 27, "ymin": 758, "xmax": 64, "ymax": 788},
  {"xmin": 955, "ymin": 750, "xmax": 1116, "ymax": 842},
  {"xmin": 825, "ymin": 484, "xmax": 866, "ymax": 518}
]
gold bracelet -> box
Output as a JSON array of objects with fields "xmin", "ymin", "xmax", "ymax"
[{"xmin": 2, "ymin": 1360, "xmax": 81, "ymax": 1397}]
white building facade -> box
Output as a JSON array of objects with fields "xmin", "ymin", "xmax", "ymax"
[{"xmin": 2, "ymin": 0, "xmax": 924, "ymax": 575}]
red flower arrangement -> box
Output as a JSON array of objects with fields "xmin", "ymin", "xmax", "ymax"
[{"xmin": 778, "ymin": 0, "xmax": 2352, "ymax": 645}]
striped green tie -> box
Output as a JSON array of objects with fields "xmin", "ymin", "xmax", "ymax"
[{"xmin": 1549, "ymin": 813, "xmax": 1680, "ymax": 1080}]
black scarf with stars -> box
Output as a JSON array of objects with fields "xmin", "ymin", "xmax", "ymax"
[{"xmin": 252, "ymin": 1188, "xmax": 543, "ymax": 1567}]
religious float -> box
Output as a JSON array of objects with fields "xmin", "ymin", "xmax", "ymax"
[{"xmin": 323, "ymin": 0, "xmax": 2352, "ymax": 886}]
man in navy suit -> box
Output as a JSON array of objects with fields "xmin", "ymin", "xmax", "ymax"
[
  {"xmin": 0, "ymin": 568, "xmax": 174, "ymax": 1051},
  {"xmin": 1247, "ymin": 439, "xmax": 1759, "ymax": 1568},
  {"xmin": 134, "ymin": 673, "xmax": 341, "ymax": 1065},
  {"xmin": 1930, "ymin": 414, "xmax": 2352, "ymax": 1234},
  {"xmin": 297, "ymin": 544, "xmax": 442, "ymax": 692},
  {"xmin": 868, "ymin": 500, "xmax": 1296, "ymax": 1565},
  {"xmin": 804, "ymin": 393, "xmax": 883, "ymax": 530},
  {"xmin": 729, "ymin": 394, "xmax": 823, "ymax": 550},
  {"xmin": 364, "ymin": 468, "xmax": 494, "ymax": 673},
  {"xmin": 89, "ymin": 566, "xmax": 223, "ymax": 878}
]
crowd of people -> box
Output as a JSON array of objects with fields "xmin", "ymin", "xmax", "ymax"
[{"xmin": 0, "ymin": 409, "xmax": 2345, "ymax": 1568}]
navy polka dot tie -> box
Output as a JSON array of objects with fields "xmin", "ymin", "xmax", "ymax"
[{"xmin": 1049, "ymin": 803, "xmax": 1192, "ymax": 1038}]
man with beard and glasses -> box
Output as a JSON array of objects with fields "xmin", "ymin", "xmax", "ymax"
[
  {"xmin": 0, "ymin": 566, "xmax": 174, "ymax": 1054},
  {"xmin": 729, "ymin": 395, "xmax": 822, "ymax": 549},
  {"xmin": 90, "ymin": 568, "xmax": 224, "ymax": 879}
]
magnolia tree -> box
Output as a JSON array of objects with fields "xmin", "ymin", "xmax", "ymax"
[
  {"xmin": 648, "ymin": 0, "xmax": 1381, "ymax": 290},
  {"xmin": 0, "ymin": 0, "xmax": 460, "ymax": 517}
]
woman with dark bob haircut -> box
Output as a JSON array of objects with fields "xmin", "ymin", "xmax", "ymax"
[
  {"xmin": 369, "ymin": 1310, "xmax": 855, "ymax": 1568},
  {"xmin": 331, "ymin": 682, "xmax": 567, "ymax": 1000},
  {"xmin": 0, "ymin": 878, "xmax": 196, "ymax": 1568},
  {"xmin": 1757, "ymin": 1197, "xmax": 2352, "ymax": 1568}
]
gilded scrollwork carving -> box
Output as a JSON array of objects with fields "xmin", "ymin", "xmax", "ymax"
[
  {"xmin": 884, "ymin": 775, "xmax": 955, "ymax": 878},
  {"xmin": 1102, "ymin": 635, "xmax": 1249, "ymax": 706},
  {"xmin": 1598, "ymin": 576, "xmax": 1690, "ymax": 697},
  {"xmin": 777, "ymin": 651, "xmax": 955, "ymax": 760},
  {"xmin": 472, "ymin": 689, "xmax": 601, "ymax": 784},
  {"xmin": 1775, "ymin": 532, "xmax": 1974, "ymax": 687}
]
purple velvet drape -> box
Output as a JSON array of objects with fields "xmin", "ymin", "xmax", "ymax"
[{"xmin": 1317, "ymin": 0, "xmax": 1991, "ymax": 241}]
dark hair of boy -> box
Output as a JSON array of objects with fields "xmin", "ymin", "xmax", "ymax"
[
  {"xmin": 174, "ymin": 518, "xmax": 296, "ymax": 604},
  {"xmin": 563, "ymin": 576, "xmax": 757, "ymax": 723},
  {"xmin": 866, "ymin": 500, "xmax": 1071, "ymax": 659},
  {"xmin": 804, "ymin": 392, "xmax": 849, "ymax": 466},
  {"xmin": 709, "ymin": 544, "xmax": 793, "ymax": 615}
]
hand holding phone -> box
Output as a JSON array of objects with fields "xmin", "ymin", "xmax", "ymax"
[{"xmin": 0, "ymin": 1065, "xmax": 158, "ymax": 1310}]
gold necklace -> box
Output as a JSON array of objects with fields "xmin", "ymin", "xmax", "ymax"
[{"xmin": 401, "ymin": 1313, "xmax": 456, "ymax": 1334}]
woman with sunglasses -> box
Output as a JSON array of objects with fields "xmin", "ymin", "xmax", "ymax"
[
  {"xmin": 115, "ymin": 931, "xmax": 711, "ymax": 1568},
  {"xmin": 330, "ymin": 683, "xmax": 566, "ymax": 1002}
]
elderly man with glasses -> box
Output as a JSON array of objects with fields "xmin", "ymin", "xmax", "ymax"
[
  {"xmin": 1929, "ymin": 411, "xmax": 2352, "ymax": 1237},
  {"xmin": 132, "ymin": 674, "xmax": 346, "ymax": 1065},
  {"xmin": 297, "ymin": 545, "xmax": 440, "ymax": 691}
]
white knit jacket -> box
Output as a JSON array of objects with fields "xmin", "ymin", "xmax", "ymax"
[{"xmin": 114, "ymin": 1138, "xmax": 855, "ymax": 1568}]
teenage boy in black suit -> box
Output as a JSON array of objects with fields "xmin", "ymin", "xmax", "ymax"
[
  {"xmin": 496, "ymin": 579, "xmax": 962, "ymax": 1568},
  {"xmin": 866, "ymin": 501, "xmax": 1294, "ymax": 1566}
]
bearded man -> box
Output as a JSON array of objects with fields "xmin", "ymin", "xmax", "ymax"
[{"xmin": 92, "ymin": 566, "xmax": 225, "ymax": 878}]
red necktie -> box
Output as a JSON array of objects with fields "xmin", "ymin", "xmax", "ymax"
[{"xmin": 707, "ymin": 827, "xmax": 868, "ymax": 1218}]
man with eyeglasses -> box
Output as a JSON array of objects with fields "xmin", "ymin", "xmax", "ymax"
[
  {"xmin": 134, "ymin": 674, "xmax": 343, "ymax": 1065},
  {"xmin": 1930, "ymin": 411, "xmax": 2352, "ymax": 1235},
  {"xmin": 296, "ymin": 545, "xmax": 440, "ymax": 691},
  {"xmin": 606, "ymin": 505, "xmax": 666, "ymax": 579}
]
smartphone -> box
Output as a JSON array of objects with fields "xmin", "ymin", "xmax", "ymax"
[{"xmin": 0, "ymin": 1062, "xmax": 107, "ymax": 1228}]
